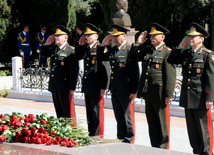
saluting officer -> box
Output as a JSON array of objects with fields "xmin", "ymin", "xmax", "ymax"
[
  {"xmin": 17, "ymin": 24, "xmax": 32, "ymax": 68},
  {"xmin": 129, "ymin": 22, "xmax": 176, "ymax": 149},
  {"xmin": 40, "ymin": 25, "xmax": 79, "ymax": 124},
  {"xmin": 36, "ymin": 25, "xmax": 49, "ymax": 67},
  {"xmin": 99, "ymin": 24, "xmax": 139, "ymax": 144},
  {"xmin": 75, "ymin": 23, "xmax": 110, "ymax": 138},
  {"xmin": 168, "ymin": 22, "xmax": 214, "ymax": 155}
]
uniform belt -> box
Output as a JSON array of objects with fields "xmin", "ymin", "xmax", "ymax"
[{"xmin": 21, "ymin": 43, "xmax": 29, "ymax": 46}]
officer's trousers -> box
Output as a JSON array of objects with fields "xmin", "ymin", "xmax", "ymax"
[
  {"xmin": 111, "ymin": 94, "xmax": 135, "ymax": 144},
  {"xmin": 145, "ymin": 99, "xmax": 170, "ymax": 149},
  {"xmin": 185, "ymin": 108, "xmax": 213, "ymax": 155},
  {"xmin": 84, "ymin": 93, "xmax": 104, "ymax": 138}
]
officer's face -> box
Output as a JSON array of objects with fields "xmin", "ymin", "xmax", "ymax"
[
  {"xmin": 188, "ymin": 35, "xmax": 204, "ymax": 49},
  {"xmin": 54, "ymin": 35, "xmax": 68, "ymax": 47},
  {"xmin": 23, "ymin": 27, "xmax": 29, "ymax": 33},
  {"xmin": 113, "ymin": 34, "xmax": 126, "ymax": 46},
  {"xmin": 85, "ymin": 34, "xmax": 98, "ymax": 45},
  {"xmin": 41, "ymin": 29, "xmax": 46, "ymax": 34},
  {"xmin": 150, "ymin": 34, "xmax": 165, "ymax": 47}
]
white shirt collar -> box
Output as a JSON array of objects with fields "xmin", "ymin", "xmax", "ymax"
[
  {"xmin": 118, "ymin": 41, "xmax": 127, "ymax": 50},
  {"xmin": 59, "ymin": 42, "xmax": 67, "ymax": 49},
  {"xmin": 23, "ymin": 31, "xmax": 26, "ymax": 36},
  {"xmin": 154, "ymin": 42, "xmax": 165, "ymax": 50},
  {"xmin": 89, "ymin": 41, "xmax": 97, "ymax": 48},
  {"xmin": 193, "ymin": 44, "xmax": 203, "ymax": 53},
  {"xmin": 41, "ymin": 32, "xmax": 44, "ymax": 36}
]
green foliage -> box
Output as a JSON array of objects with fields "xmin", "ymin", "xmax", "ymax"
[
  {"xmin": 0, "ymin": 88, "xmax": 8, "ymax": 98},
  {"xmin": 67, "ymin": 0, "xmax": 76, "ymax": 31}
]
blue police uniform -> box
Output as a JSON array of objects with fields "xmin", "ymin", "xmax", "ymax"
[
  {"xmin": 36, "ymin": 32, "xmax": 49, "ymax": 67},
  {"xmin": 17, "ymin": 26, "xmax": 32, "ymax": 68}
]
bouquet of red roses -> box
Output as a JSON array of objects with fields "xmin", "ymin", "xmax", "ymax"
[{"xmin": 0, "ymin": 113, "xmax": 90, "ymax": 147}]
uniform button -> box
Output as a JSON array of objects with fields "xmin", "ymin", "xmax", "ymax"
[
  {"xmin": 149, "ymin": 59, "xmax": 151, "ymax": 62},
  {"xmin": 127, "ymin": 79, "xmax": 129, "ymax": 81},
  {"xmin": 52, "ymin": 69, "xmax": 54, "ymax": 71},
  {"xmin": 111, "ymin": 72, "xmax": 113, "ymax": 74},
  {"xmin": 84, "ymin": 76, "xmax": 87, "ymax": 79},
  {"xmin": 53, "ymin": 63, "xmax": 55, "ymax": 65},
  {"xmin": 147, "ymin": 66, "xmax": 150, "ymax": 69},
  {"xmin": 188, "ymin": 79, "xmax": 190, "ymax": 82},
  {"xmin": 112, "ymin": 66, "xmax": 114, "ymax": 68},
  {"xmin": 55, "ymin": 57, "xmax": 57, "ymax": 60},
  {"xmin": 146, "ymin": 73, "xmax": 148, "ymax": 75},
  {"xmin": 145, "ymin": 79, "xmax": 148, "ymax": 82},
  {"xmin": 86, "ymin": 64, "xmax": 89, "ymax": 66},
  {"xmin": 189, "ymin": 71, "xmax": 191, "ymax": 74},
  {"xmin": 188, "ymin": 87, "xmax": 190, "ymax": 90},
  {"xmin": 85, "ymin": 70, "xmax": 87, "ymax": 73},
  {"xmin": 87, "ymin": 58, "xmax": 89, "ymax": 60},
  {"xmin": 111, "ymin": 77, "xmax": 113, "ymax": 79},
  {"xmin": 51, "ymin": 75, "xmax": 54, "ymax": 77},
  {"xmin": 189, "ymin": 64, "xmax": 192, "ymax": 66},
  {"xmin": 112, "ymin": 61, "xmax": 115, "ymax": 63}
]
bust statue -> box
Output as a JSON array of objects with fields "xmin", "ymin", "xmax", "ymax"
[{"xmin": 112, "ymin": 0, "xmax": 132, "ymax": 28}]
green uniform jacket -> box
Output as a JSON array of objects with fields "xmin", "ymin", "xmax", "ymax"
[
  {"xmin": 168, "ymin": 46, "xmax": 214, "ymax": 109},
  {"xmin": 75, "ymin": 41, "xmax": 110, "ymax": 94},
  {"xmin": 98, "ymin": 42, "xmax": 139, "ymax": 95},
  {"xmin": 130, "ymin": 43, "xmax": 176, "ymax": 101},
  {"xmin": 40, "ymin": 43, "xmax": 79, "ymax": 93}
]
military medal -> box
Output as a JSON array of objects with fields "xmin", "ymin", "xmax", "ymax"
[
  {"xmin": 61, "ymin": 61, "xmax": 64, "ymax": 66},
  {"xmin": 196, "ymin": 68, "xmax": 201, "ymax": 73},
  {"xmin": 119, "ymin": 63, "xmax": 123, "ymax": 67},
  {"xmin": 92, "ymin": 60, "xmax": 95, "ymax": 64},
  {"xmin": 155, "ymin": 64, "xmax": 160, "ymax": 69},
  {"xmin": 212, "ymin": 55, "xmax": 214, "ymax": 61}
]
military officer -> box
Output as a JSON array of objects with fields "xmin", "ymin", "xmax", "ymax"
[
  {"xmin": 168, "ymin": 22, "xmax": 214, "ymax": 155},
  {"xmin": 75, "ymin": 23, "xmax": 110, "ymax": 138},
  {"xmin": 40, "ymin": 25, "xmax": 79, "ymax": 125},
  {"xmin": 36, "ymin": 25, "xmax": 49, "ymax": 67},
  {"xmin": 129, "ymin": 22, "xmax": 176, "ymax": 149},
  {"xmin": 17, "ymin": 24, "xmax": 32, "ymax": 68},
  {"xmin": 99, "ymin": 24, "xmax": 139, "ymax": 144}
]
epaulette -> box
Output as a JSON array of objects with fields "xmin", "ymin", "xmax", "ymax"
[
  {"xmin": 161, "ymin": 46, "xmax": 171, "ymax": 52},
  {"xmin": 122, "ymin": 44, "xmax": 129, "ymax": 51},
  {"xmin": 203, "ymin": 48, "xmax": 211, "ymax": 54}
]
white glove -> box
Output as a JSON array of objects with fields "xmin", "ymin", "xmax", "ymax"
[
  {"xmin": 20, "ymin": 52, "xmax": 24, "ymax": 56},
  {"xmin": 30, "ymin": 50, "xmax": 32, "ymax": 55},
  {"xmin": 37, "ymin": 49, "xmax": 40, "ymax": 53}
]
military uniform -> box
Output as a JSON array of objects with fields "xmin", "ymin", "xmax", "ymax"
[
  {"xmin": 40, "ymin": 25, "xmax": 79, "ymax": 123},
  {"xmin": 17, "ymin": 24, "xmax": 32, "ymax": 68},
  {"xmin": 98, "ymin": 24, "xmax": 139, "ymax": 144},
  {"xmin": 75, "ymin": 23, "xmax": 110, "ymax": 138},
  {"xmin": 36, "ymin": 25, "xmax": 49, "ymax": 67},
  {"xmin": 168, "ymin": 22, "xmax": 214, "ymax": 155},
  {"xmin": 129, "ymin": 23, "xmax": 176, "ymax": 149}
]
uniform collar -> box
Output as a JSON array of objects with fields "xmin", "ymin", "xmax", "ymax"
[
  {"xmin": 193, "ymin": 44, "xmax": 203, "ymax": 53},
  {"xmin": 22, "ymin": 31, "xmax": 27, "ymax": 36},
  {"xmin": 154, "ymin": 42, "xmax": 165, "ymax": 51},
  {"xmin": 118, "ymin": 41, "xmax": 127, "ymax": 51},
  {"xmin": 59, "ymin": 42, "xmax": 68, "ymax": 49},
  {"xmin": 89, "ymin": 41, "xmax": 98, "ymax": 48}
]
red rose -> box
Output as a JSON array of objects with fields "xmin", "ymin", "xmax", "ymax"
[
  {"xmin": 38, "ymin": 133, "xmax": 43, "ymax": 138},
  {"xmin": 61, "ymin": 141, "xmax": 66, "ymax": 146},
  {"xmin": 35, "ymin": 138, "xmax": 42, "ymax": 144},
  {"xmin": 31, "ymin": 127, "xmax": 37, "ymax": 133},
  {"xmin": 55, "ymin": 136, "xmax": 61, "ymax": 142},
  {"xmin": 28, "ymin": 114, "xmax": 35, "ymax": 122},
  {"xmin": 11, "ymin": 121, "xmax": 16, "ymax": 126},
  {"xmin": 50, "ymin": 131, "xmax": 55, "ymax": 136},
  {"xmin": 24, "ymin": 117, "xmax": 29, "ymax": 122},
  {"xmin": 19, "ymin": 117, "xmax": 24, "ymax": 121},
  {"xmin": 29, "ymin": 139, "xmax": 34, "ymax": 144},
  {"xmin": 40, "ymin": 120, "xmax": 46, "ymax": 124},
  {"xmin": 46, "ymin": 121, "xmax": 49, "ymax": 124},
  {"xmin": 46, "ymin": 141, "xmax": 52, "ymax": 145},
  {"xmin": 73, "ymin": 141, "xmax": 78, "ymax": 145},
  {"xmin": 67, "ymin": 141, "xmax": 74, "ymax": 147},
  {"xmin": 61, "ymin": 138, "xmax": 68, "ymax": 142},
  {"xmin": 41, "ymin": 138, "xmax": 47, "ymax": 143},
  {"xmin": 1, "ymin": 136, "xmax": 6, "ymax": 142},
  {"xmin": 24, "ymin": 122, "xmax": 31, "ymax": 127},
  {"xmin": 22, "ymin": 128, "xmax": 28, "ymax": 133},
  {"xmin": 7, "ymin": 122, "xmax": 11, "ymax": 125},
  {"xmin": 33, "ymin": 133, "xmax": 39, "ymax": 137},
  {"xmin": 15, "ymin": 121, "xmax": 21, "ymax": 127},
  {"xmin": 68, "ymin": 138, "xmax": 74, "ymax": 143},
  {"xmin": 43, "ymin": 134, "xmax": 48, "ymax": 139},
  {"xmin": 47, "ymin": 137, "xmax": 52, "ymax": 142},
  {"xmin": 38, "ymin": 127, "xmax": 44, "ymax": 133},
  {"xmin": 26, "ymin": 130, "xmax": 31, "ymax": 136},
  {"xmin": 0, "ymin": 114, "xmax": 4, "ymax": 119},
  {"xmin": 0, "ymin": 126, "xmax": 2, "ymax": 132},
  {"xmin": 10, "ymin": 115, "xmax": 17, "ymax": 122},
  {"xmin": 23, "ymin": 136, "xmax": 30, "ymax": 143},
  {"xmin": 2, "ymin": 125, "xmax": 8, "ymax": 131},
  {"xmin": 53, "ymin": 140, "xmax": 59, "ymax": 145},
  {"xmin": 43, "ymin": 130, "xmax": 47, "ymax": 134},
  {"xmin": 16, "ymin": 130, "xmax": 21, "ymax": 136}
]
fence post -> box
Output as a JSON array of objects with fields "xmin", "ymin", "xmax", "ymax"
[{"xmin": 12, "ymin": 56, "xmax": 22, "ymax": 90}]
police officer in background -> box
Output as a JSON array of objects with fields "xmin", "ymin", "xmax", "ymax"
[
  {"xmin": 36, "ymin": 25, "xmax": 49, "ymax": 67},
  {"xmin": 17, "ymin": 24, "xmax": 32, "ymax": 68},
  {"xmin": 129, "ymin": 22, "xmax": 176, "ymax": 149},
  {"xmin": 99, "ymin": 24, "xmax": 139, "ymax": 144},
  {"xmin": 40, "ymin": 25, "xmax": 79, "ymax": 123},
  {"xmin": 168, "ymin": 22, "xmax": 214, "ymax": 155},
  {"xmin": 75, "ymin": 23, "xmax": 110, "ymax": 138}
]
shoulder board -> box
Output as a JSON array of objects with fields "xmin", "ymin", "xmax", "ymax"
[
  {"xmin": 37, "ymin": 32, "xmax": 40, "ymax": 35},
  {"xmin": 162, "ymin": 46, "xmax": 171, "ymax": 52},
  {"xmin": 67, "ymin": 45, "xmax": 75, "ymax": 50},
  {"xmin": 203, "ymin": 48, "xmax": 212, "ymax": 54}
]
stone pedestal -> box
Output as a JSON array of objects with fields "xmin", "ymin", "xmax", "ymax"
[
  {"xmin": 126, "ymin": 28, "xmax": 138, "ymax": 45},
  {"xmin": 12, "ymin": 56, "xmax": 22, "ymax": 90}
]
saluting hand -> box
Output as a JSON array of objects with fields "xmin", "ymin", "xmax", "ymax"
[
  {"xmin": 45, "ymin": 35, "xmax": 55, "ymax": 45},
  {"xmin": 100, "ymin": 89, "xmax": 107, "ymax": 97},
  {"xmin": 79, "ymin": 35, "xmax": 86, "ymax": 45},
  {"xmin": 136, "ymin": 31, "xmax": 148, "ymax": 45},
  {"xmin": 102, "ymin": 34, "xmax": 112, "ymax": 47},
  {"xmin": 178, "ymin": 37, "xmax": 190, "ymax": 49},
  {"xmin": 206, "ymin": 101, "xmax": 213, "ymax": 109},
  {"xmin": 165, "ymin": 97, "xmax": 172, "ymax": 104},
  {"xmin": 129, "ymin": 94, "xmax": 137, "ymax": 104}
]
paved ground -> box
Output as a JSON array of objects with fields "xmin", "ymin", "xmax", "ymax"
[{"xmin": 0, "ymin": 97, "xmax": 194, "ymax": 154}]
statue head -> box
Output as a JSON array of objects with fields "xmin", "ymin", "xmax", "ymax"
[{"xmin": 116, "ymin": 0, "xmax": 128, "ymax": 12}]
